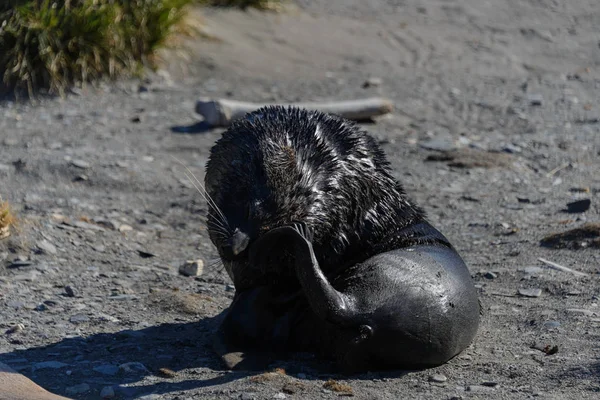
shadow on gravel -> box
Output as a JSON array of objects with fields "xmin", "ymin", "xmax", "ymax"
[
  {"xmin": 0, "ymin": 309, "xmax": 412, "ymax": 398},
  {"xmin": 0, "ymin": 314, "xmax": 242, "ymax": 398},
  {"xmin": 170, "ymin": 121, "xmax": 216, "ymax": 134}
]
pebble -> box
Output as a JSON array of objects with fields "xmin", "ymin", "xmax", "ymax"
[
  {"xmin": 5, "ymin": 324, "xmax": 25, "ymax": 335},
  {"xmin": 70, "ymin": 159, "xmax": 91, "ymax": 169},
  {"xmin": 93, "ymin": 218, "xmax": 119, "ymax": 230},
  {"xmin": 36, "ymin": 239, "xmax": 57, "ymax": 255},
  {"xmin": 7, "ymin": 260, "xmax": 32, "ymax": 269},
  {"xmin": 70, "ymin": 313, "xmax": 90, "ymax": 323},
  {"xmin": 483, "ymin": 271, "xmax": 498, "ymax": 279},
  {"xmin": 100, "ymin": 386, "xmax": 116, "ymax": 399},
  {"xmin": 32, "ymin": 361, "xmax": 69, "ymax": 370},
  {"xmin": 225, "ymin": 284, "xmax": 235, "ymax": 292},
  {"xmin": 362, "ymin": 77, "xmax": 382, "ymax": 88},
  {"xmin": 97, "ymin": 313, "xmax": 120, "ymax": 323},
  {"xmin": 481, "ymin": 381, "xmax": 499, "ymax": 387},
  {"xmin": 527, "ymin": 93, "xmax": 544, "ymax": 106},
  {"xmin": 92, "ymin": 244, "xmax": 106, "ymax": 253},
  {"xmin": 518, "ymin": 288, "xmax": 542, "ymax": 298},
  {"xmin": 466, "ymin": 384, "xmax": 495, "ymax": 392},
  {"xmin": 419, "ymin": 137, "xmax": 456, "ymax": 152},
  {"xmin": 65, "ymin": 383, "xmax": 90, "ymax": 395},
  {"xmin": 566, "ymin": 199, "xmax": 591, "ymax": 213},
  {"xmin": 157, "ymin": 367, "xmax": 177, "ymax": 378},
  {"xmin": 74, "ymin": 174, "xmax": 89, "ymax": 181},
  {"xmin": 429, "ymin": 374, "xmax": 448, "ymax": 383},
  {"xmin": 179, "ymin": 259, "xmax": 204, "ymax": 277},
  {"xmin": 12, "ymin": 272, "xmax": 38, "ymax": 282},
  {"xmin": 94, "ymin": 364, "xmax": 119, "ymax": 375},
  {"xmin": 273, "ymin": 393, "xmax": 287, "ymax": 399},
  {"xmin": 118, "ymin": 224, "xmax": 133, "ymax": 232},
  {"xmin": 137, "ymin": 249, "xmax": 156, "ymax": 258},
  {"xmin": 65, "ymin": 285, "xmax": 76, "ymax": 297},
  {"xmin": 119, "ymin": 361, "xmax": 149, "ymax": 374},
  {"xmin": 71, "ymin": 220, "xmax": 105, "ymax": 232},
  {"xmin": 543, "ymin": 321, "xmax": 561, "ymax": 329}
]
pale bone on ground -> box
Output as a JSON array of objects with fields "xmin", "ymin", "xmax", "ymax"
[
  {"xmin": 195, "ymin": 97, "xmax": 393, "ymax": 127},
  {"xmin": 0, "ymin": 362, "xmax": 71, "ymax": 400}
]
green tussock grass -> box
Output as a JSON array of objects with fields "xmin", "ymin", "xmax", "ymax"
[
  {"xmin": 0, "ymin": 0, "xmax": 194, "ymax": 98},
  {"xmin": 0, "ymin": 1, "xmax": 190, "ymax": 97},
  {"xmin": 0, "ymin": 0, "xmax": 282, "ymax": 98}
]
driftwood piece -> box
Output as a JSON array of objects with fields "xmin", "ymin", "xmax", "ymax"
[
  {"xmin": 0, "ymin": 361, "xmax": 71, "ymax": 400},
  {"xmin": 195, "ymin": 97, "xmax": 394, "ymax": 127}
]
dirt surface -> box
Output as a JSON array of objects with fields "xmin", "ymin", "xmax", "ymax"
[{"xmin": 1, "ymin": 1, "xmax": 600, "ymax": 399}]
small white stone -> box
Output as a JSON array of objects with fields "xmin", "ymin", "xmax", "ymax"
[
  {"xmin": 518, "ymin": 288, "xmax": 542, "ymax": 298},
  {"xmin": 119, "ymin": 362, "xmax": 148, "ymax": 374},
  {"xmin": 70, "ymin": 159, "xmax": 91, "ymax": 169},
  {"xmin": 118, "ymin": 224, "xmax": 133, "ymax": 232},
  {"xmin": 36, "ymin": 239, "xmax": 57, "ymax": 255},
  {"xmin": 179, "ymin": 259, "xmax": 204, "ymax": 277},
  {"xmin": 430, "ymin": 374, "xmax": 448, "ymax": 383}
]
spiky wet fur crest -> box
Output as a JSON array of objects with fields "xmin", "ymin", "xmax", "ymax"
[{"xmin": 205, "ymin": 106, "xmax": 426, "ymax": 285}]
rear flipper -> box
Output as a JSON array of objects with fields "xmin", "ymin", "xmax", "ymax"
[{"xmin": 258, "ymin": 222, "xmax": 480, "ymax": 372}]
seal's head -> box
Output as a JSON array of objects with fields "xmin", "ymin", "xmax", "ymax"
[{"xmin": 204, "ymin": 106, "xmax": 423, "ymax": 290}]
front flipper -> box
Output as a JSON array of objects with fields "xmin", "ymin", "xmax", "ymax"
[
  {"xmin": 213, "ymin": 288, "xmax": 278, "ymax": 371},
  {"xmin": 213, "ymin": 328, "xmax": 274, "ymax": 371}
]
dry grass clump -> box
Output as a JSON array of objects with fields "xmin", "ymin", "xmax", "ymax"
[
  {"xmin": 0, "ymin": 199, "xmax": 16, "ymax": 239},
  {"xmin": 323, "ymin": 379, "xmax": 353, "ymax": 395}
]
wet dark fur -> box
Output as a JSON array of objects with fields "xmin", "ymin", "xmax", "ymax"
[
  {"xmin": 206, "ymin": 107, "xmax": 441, "ymax": 287},
  {"xmin": 204, "ymin": 106, "xmax": 480, "ymax": 371}
]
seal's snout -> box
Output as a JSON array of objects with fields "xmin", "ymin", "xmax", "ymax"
[{"xmin": 231, "ymin": 228, "xmax": 250, "ymax": 256}]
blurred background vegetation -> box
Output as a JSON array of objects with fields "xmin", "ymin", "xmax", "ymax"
[{"xmin": 0, "ymin": 0, "xmax": 281, "ymax": 98}]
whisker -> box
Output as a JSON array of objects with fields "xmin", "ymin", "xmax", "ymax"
[
  {"xmin": 207, "ymin": 258, "xmax": 225, "ymax": 274},
  {"xmin": 207, "ymin": 216, "xmax": 230, "ymax": 237},
  {"xmin": 182, "ymin": 170, "xmax": 227, "ymax": 223},
  {"xmin": 181, "ymin": 167, "xmax": 229, "ymax": 228},
  {"xmin": 169, "ymin": 155, "xmax": 230, "ymax": 230}
]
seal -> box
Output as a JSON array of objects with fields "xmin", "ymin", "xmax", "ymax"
[{"xmin": 204, "ymin": 106, "xmax": 480, "ymax": 372}]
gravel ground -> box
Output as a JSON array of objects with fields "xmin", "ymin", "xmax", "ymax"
[{"xmin": 1, "ymin": 1, "xmax": 599, "ymax": 399}]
